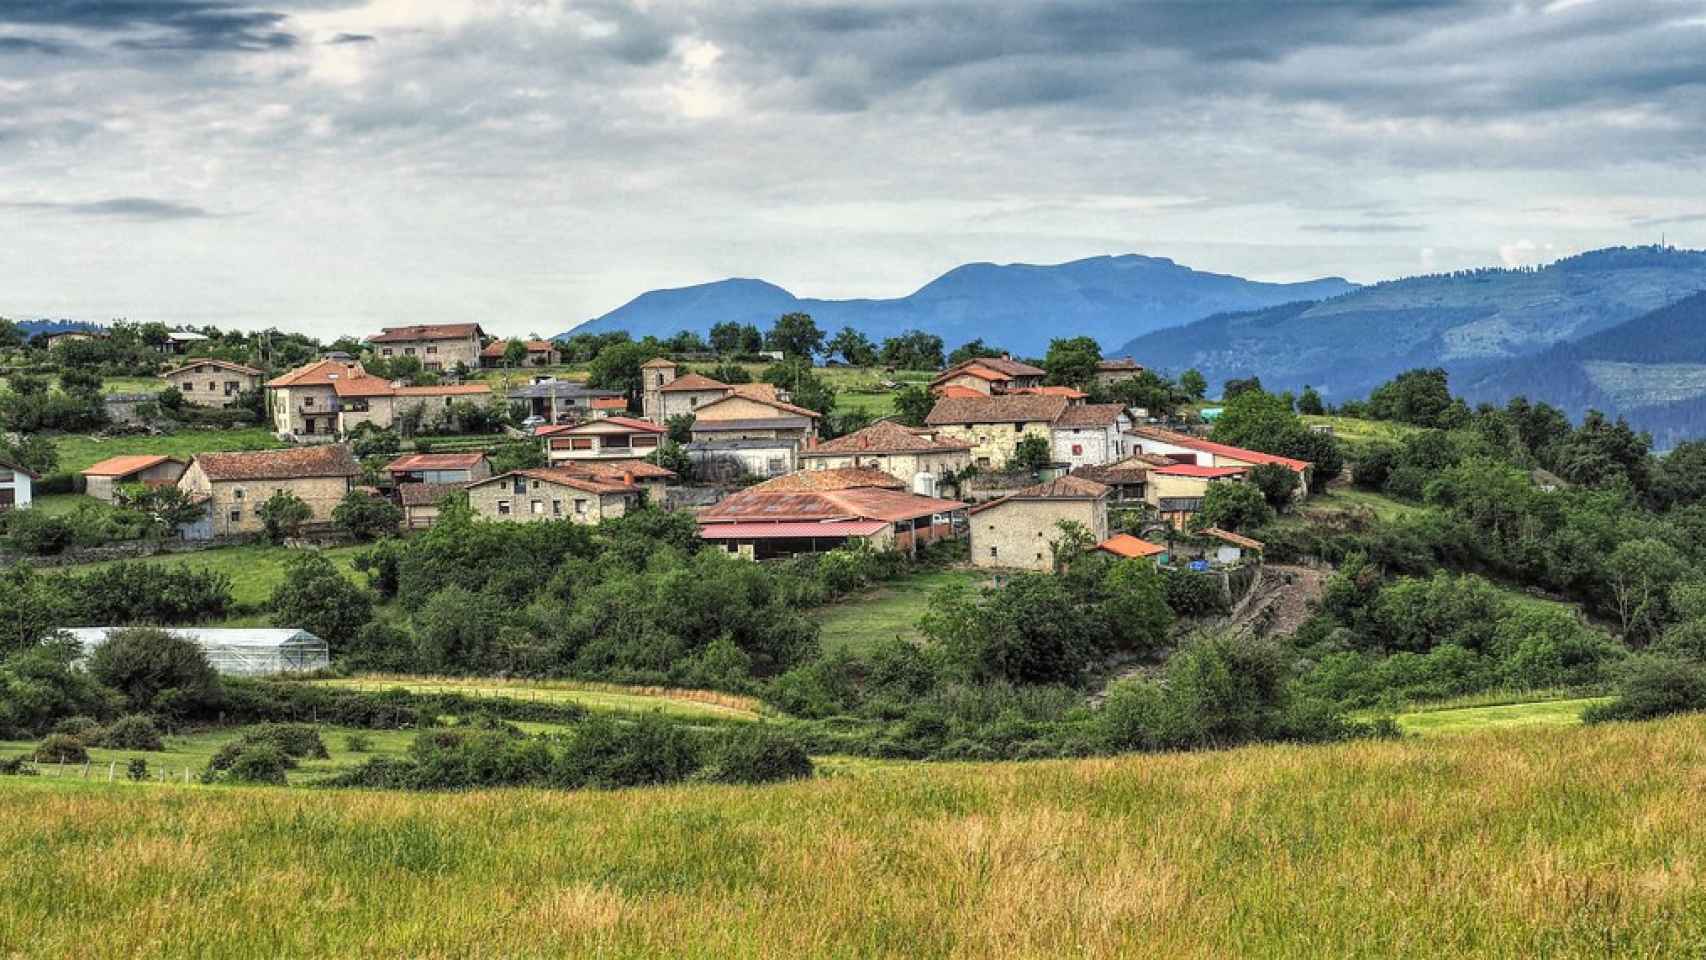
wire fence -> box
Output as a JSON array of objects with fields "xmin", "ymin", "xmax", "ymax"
[{"xmin": 15, "ymin": 760, "xmax": 198, "ymax": 785}]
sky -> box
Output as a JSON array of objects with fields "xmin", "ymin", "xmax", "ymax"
[{"xmin": 2, "ymin": 0, "xmax": 1704, "ymax": 340}]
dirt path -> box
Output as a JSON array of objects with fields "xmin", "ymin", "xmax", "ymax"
[{"xmin": 1237, "ymin": 563, "xmax": 1328, "ymax": 637}]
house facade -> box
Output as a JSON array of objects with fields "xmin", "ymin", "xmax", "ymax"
[
  {"xmin": 480, "ymin": 339, "xmax": 560, "ymax": 368},
  {"xmin": 365, "ymin": 323, "xmax": 485, "ymax": 372},
  {"xmin": 1050, "ymin": 404, "xmax": 1135, "ymax": 470},
  {"xmin": 399, "ymin": 482, "xmax": 464, "ymax": 529},
  {"xmin": 798, "ymin": 420, "xmax": 972, "ymax": 496},
  {"xmin": 0, "ymin": 458, "xmax": 35, "ymax": 511},
  {"xmin": 684, "ymin": 439, "xmax": 798, "ymax": 482},
  {"xmin": 929, "ymin": 357, "xmax": 1047, "ymax": 397},
  {"xmin": 925, "ymin": 394, "xmax": 1070, "ymax": 470},
  {"xmin": 967, "ymin": 475, "xmax": 1111, "ymax": 572},
  {"xmin": 507, "ymin": 379, "xmax": 627, "ymax": 424},
  {"xmin": 1092, "ymin": 357, "xmax": 1144, "ymax": 387},
  {"xmin": 385, "ymin": 453, "xmax": 491, "ymax": 485},
  {"xmin": 1128, "ymin": 425, "xmax": 1312, "ymax": 497},
  {"xmin": 81, "ymin": 455, "xmax": 188, "ymax": 503},
  {"xmin": 265, "ymin": 359, "xmax": 492, "ymax": 439},
  {"xmin": 1144, "ymin": 464, "xmax": 1247, "ymax": 529},
  {"xmin": 161, "ymin": 359, "xmax": 263, "ymax": 408},
  {"xmin": 177, "ymin": 446, "xmax": 360, "ymax": 537},
  {"xmin": 464, "ymin": 469, "xmax": 641, "ymax": 524},
  {"xmin": 541, "ymin": 417, "xmax": 666, "ymax": 466}
]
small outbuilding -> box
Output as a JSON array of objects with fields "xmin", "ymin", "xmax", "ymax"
[
  {"xmin": 81, "ymin": 455, "xmax": 189, "ymax": 503},
  {"xmin": 62, "ymin": 627, "xmax": 330, "ymax": 676}
]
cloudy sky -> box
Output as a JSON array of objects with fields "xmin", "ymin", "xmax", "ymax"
[{"xmin": 3, "ymin": 0, "xmax": 1704, "ymax": 339}]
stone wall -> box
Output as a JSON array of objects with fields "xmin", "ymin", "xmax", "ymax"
[
  {"xmin": 935, "ymin": 421, "xmax": 1052, "ymax": 471},
  {"xmin": 969, "ymin": 496, "xmax": 1108, "ymax": 572}
]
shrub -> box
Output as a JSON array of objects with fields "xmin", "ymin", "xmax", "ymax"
[
  {"xmin": 96, "ymin": 714, "xmax": 165, "ymax": 751},
  {"xmin": 343, "ymin": 732, "xmax": 373, "ymax": 753},
  {"xmin": 332, "ymin": 490, "xmax": 403, "ymax": 542},
  {"xmin": 206, "ymin": 744, "xmax": 291, "ymax": 785},
  {"xmin": 551, "ymin": 714, "xmax": 704, "ymax": 790},
  {"xmin": 699, "ymin": 725, "xmax": 813, "ymax": 785},
  {"xmin": 51, "ymin": 716, "xmax": 105, "ymax": 743},
  {"xmin": 1584, "ymin": 656, "xmax": 1706, "ymax": 724},
  {"xmin": 0, "ymin": 755, "xmax": 36, "ymax": 776},
  {"xmin": 86, "ymin": 627, "xmax": 221, "ymax": 717},
  {"xmin": 1164, "ymin": 570, "xmax": 1228, "ymax": 617},
  {"xmin": 126, "ymin": 757, "xmax": 149, "ymax": 781},
  {"xmin": 33, "ymin": 734, "xmax": 89, "ymax": 764},
  {"xmin": 7, "ymin": 510, "xmax": 73, "ymax": 555},
  {"xmin": 243, "ymin": 724, "xmax": 330, "ymax": 760},
  {"xmin": 269, "ymin": 552, "xmax": 374, "ymax": 650}
]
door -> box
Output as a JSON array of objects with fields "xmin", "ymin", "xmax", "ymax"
[{"xmin": 0, "ymin": 488, "xmax": 13, "ymax": 509}]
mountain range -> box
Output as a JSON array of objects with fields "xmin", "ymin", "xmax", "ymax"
[{"xmin": 564, "ymin": 255, "xmax": 1357, "ymax": 356}]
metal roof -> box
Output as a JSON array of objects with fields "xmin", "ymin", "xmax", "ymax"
[{"xmin": 62, "ymin": 627, "xmax": 324, "ymax": 650}]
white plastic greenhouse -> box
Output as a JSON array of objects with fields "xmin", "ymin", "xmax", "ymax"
[{"xmin": 64, "ymin": 627, "xmax": 331, "ymax": 677}]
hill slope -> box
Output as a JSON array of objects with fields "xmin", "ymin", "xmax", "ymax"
[
  {"xmin": 5, "ymin": 717, "xmax": 1706, "ymax": 957},
  {"xmin": 567, "ymin": 254, "xmax": 1355, "ymax": 355},
  {"xmin": 1120, "ymin": 246, "xmax": 1706, "ymax": 399}
]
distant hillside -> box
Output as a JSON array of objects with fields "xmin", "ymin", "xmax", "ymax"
[
  {"xmin": 564, "ymin": 255, "xmax": 1355, "ymax": 355},
  {"xmin": 1460, "ymin": 291, "xmax": 1706, "ymax": 448},
  {"xmin": 1120, "ymin": 246, "xmax": 1706, "ymax": 400},
  {"xmin": 13, "ymin": 319, "xmax": 104, "ymax": 340}
]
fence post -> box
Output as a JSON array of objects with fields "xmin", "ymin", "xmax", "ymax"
[{"xmin": 108, "ymin": 762, "xmax": 115, "ymax": 783}]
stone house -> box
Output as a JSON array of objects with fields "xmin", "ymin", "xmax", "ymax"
[
  {"xmin": 684, "ymin": 439, "xmax": 798, "ymax": 482},
  {"xmin": 479, "ymin": 339, "xmax": 560, "ymax": 368},
  {"xmin": 967, "ymin": 475, "xmax": 1111, "ymax": 572},
  {"xmin": 0, "ymin": 456, "xmax": 36, "ymax": 511},
  {"xmin": 177, "ymin": 445, "xmax": 360, "ymax": 538},
  {"xmin": 265, "ymin": 359, "xmax": 492, "ymax": 439},
  {"xmin": 541, "ymin": 416, "xmax": 666, "ymax": 466},
  {"xmin": 385, "ymin": 452, "xmax": 491, "ymax": 485},
  {"xmin": 798, "ymin": 419, "xmax": 971, "ymax": 496},
  {"xmin": 399, "ymin": 482, "xmax": 464, "ymax": 529},
  {"xmin": 81, "ymin": 455, "xmax": 188, "ymax": 503},
  {"xmin": 928, "ymin": 356, "xmax": 1047, "ymax": 397},
  {"xmin": 507, "ymin": 379, "xmax": 626, "ymax": 424},
  {"xmin": 1092, "ymin": 357, "xmax": 1144, "ymax": 387},
  {"xmin": 160, "ymin": 359, "xmax": 263, "ymax": 408},
  {"xmin": 1050, "ymin": 404, "xmax": 1135, "ymax": 470},
  {"xmin": 464, "ymin": 468, "xmax": 642, "ymax": 524},
  {"xmin": 690, "ymin": 393, "xmax": 820, "ymax": 445},
  {"xmin": 925, "ymin": 394, "xmax": 1071, "ymax": 470},
  {"xmin": 365, "ymin": 323, "xmax": 485, "ymax": 372}
]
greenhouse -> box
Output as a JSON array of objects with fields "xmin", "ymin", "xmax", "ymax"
[{"xmin": 63, "ymin": 627, "xmax": 331, "ymax": 677}]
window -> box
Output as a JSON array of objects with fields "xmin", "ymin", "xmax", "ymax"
[
  {"xmin": 207, "ymin": 381, "xmax": 216, "ymax": 392},
  {"xmin": 302, "ymin": 397, "xmax": 314, "ymax": 408},
  {"xmin": 233, "ymin": 488, "xmax": 245, "ymax": 500},
  {"xmin": 552, "ymin": 500, "xmax": 562, "ymax": 516},
  {"xmin": 426, "ymin": 346, "xmax": 438, "ymax": 355},
  {"xmin": 604, "ymin": 435, "xmax": 632, "ymax": 450},
  {"xmin": 229, "ymin": 509, "xmax": 241, "ymax": 523},
  {"xmin": 0, "ymin": 470, "xmax": 11, "ymax": 483},
  {"xmin": 568, "ymin": 438, "xmax": 594, "ymax": 450},
  {"xmin": 989, "ymin": 546, "xmax": 998, "ymax": 558},
  {"xmin": 766, "ymin": 458, "xmax": 785, "ymax": 475},
  {"xmin": 977, "ymin": 457, "xmax": 991, "ymax": 468},
  {"xmin": 382, "ymin": 348, "xmax": 394, "ymax": 357},
  {"xmin": 1014, "ymin": 423, "xmax": 1023, "ymax": 433},
  {"xmin": 574, "ymin": 499, "xmax": 588, "ymax": 515},
  {"xmin": 530, "ymin": 479, "xmax": 540, "ymax": 490},
  {"xmin": 689, "ymin": 397, "xmax": 700, "ymax": 408},
  {"xmin": 404, "ymin": 347, "xmax": 416, "ymax": 356},
  {"xmin": 633, "ymin": 435, "xmax": 658, "ymax": 449},
  {"xmin": 513, "ymin": 478, "xmax": 526, "ymax": 493},
  {"xmin": 531, "ymin": 499, "xmax": 544, "ymax": 515},
  {"xmin": 497, "ymin": 500, "xmax": 511, "ymax": 516}
]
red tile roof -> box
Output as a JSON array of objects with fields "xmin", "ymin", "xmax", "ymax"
[
  {"xmin": 699, "ymin": 486, "xmax": 964, "ymax": 524},
  {"xmin": 696, "ymin": 393, "xmax": 821, "ymax": 419},
  {"xmin": 956, "ymin": 365, "xmax": 1009, "ymax": 383},
  {"xmin": 1097, "ymin": 534, "xmax": 1167, "ymax": 559},
  {"xmin": 391, "ymin": 383, "xmax": 493, "ymax": 398},
  {"xmin": 480, "ymin": 339, "xmax": 557, "ymax": 358},
  {"xmin": 590, "ymin": 397, "xmax": 628, "ymax": 410},
  {"xmin": 265, "ymin": 359, "xmax": 368, "ymax": 388},
  {"xmin": 554, "ymin": 460, "xmax": 676, "ymax": 481},
  {"xmin": 699, "ymin": 520, "xmax": 890, "ymax": 540},
  {"xmin": 1128, "ymin": 426, "xmax": 1311, "ymax": 472},
  {"xmin": 659, "ymin": 373, "xmax": 730, "ymax": 393},
  {"xmin": 82, "ymin": 454, "xmax": 185, "ymax": 477},
  {"xmin": 471, "ymin": 468, "xmax": 639, "ymax": 495},
  {"xmin": 640, "ymin": 357, "xmax": 678, "ymax": 369},
  {"xmin": 930, "ymin": 356, "xmax": 1045, "ymax": 386},
  {"xmin": 925, "ymin": 394, "xmax": 1071, "ymax": 426},
  {"xmin": 728, "ymin": 383, "xmax": 781, "ymax": 403},
  {"xmin": 749, "ymin": 467, "xmax": 903, "ymax": 492},
  {"xmin": 385, "ymin": 453, "xmax": 488, "ymax": 472},
  {"xmin": 1149, "ymin": 463, "xmax": 1247, "ymax": 479},
  {"xmin": 193, "ymin": 445, "xmax": 360, "ymax": 482},
  {"xmin": 367, "ymin": 323, "xmax": 483, "ymax": 343},
  {"xmin": 933, "ymin": 384, "xmax": 986, "ymax": 399},
  {"xmin": 1054, "ymin": 403, "xmax": 1130, "ymax": 428},
  {"xmin": 802, "ymin": 419, "xmax": 971, "ymax": 456},
  {"xmin": 1013, "ymin": 385, "xmax": 1087, "ymax": 399},
  {"xmin": 161, "ymin": 359, "xmax": 262, "ymax": 378}
]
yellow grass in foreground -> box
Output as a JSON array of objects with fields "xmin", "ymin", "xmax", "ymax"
[{"xmin": 4, "ymin": 718, "xmax": 1706, "ymax": 959}]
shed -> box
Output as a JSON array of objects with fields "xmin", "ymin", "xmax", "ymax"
[{"xmin": 61, "ymin": 627, "xmax": 330, "ymax": 676}]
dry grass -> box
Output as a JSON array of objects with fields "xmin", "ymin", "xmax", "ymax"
[
  {"xmin": 313, "ymin": 674, "xmax": 766, "ymax": 720},
  {"xmin": 3, "ymin": 716, "xmax": 1706, "ymax": 957}
]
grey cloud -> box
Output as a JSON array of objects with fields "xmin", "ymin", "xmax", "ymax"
[
  {"xmin": 0, "ymin": 1, "xmax": 297, "ymax": 53},
  {"xmin": 0, "ymin": 35, "xmax": 72, "ymax": 55},
  {"xmin": 1301, "ymin": 223, "xmax": 1424, "ymax": 235},
  {"xmin": 3, "ymin": 196, "xmax": 214, "ymax": 220},
  {"xmin": 1633, "ymin": 213, "xmax": 1706, "ymax": 228},
  {"xmin": 327, "ymin": 32, "xmax": 371, "ymax": 44}
]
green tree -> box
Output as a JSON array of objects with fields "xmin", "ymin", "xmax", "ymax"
[
  {"xmin": 878, "ymin": 331, "xmax": 945, "ymax": 370},
  {"xmin": 1193, "ymin": 481, "xmax": 1273, "ymax": 533},
  {"xmin": 1297, "ymin": 385, "xmax": 1326, "ymax": 416},
  {"xmin": 0, "ymin": 433, "xmax": 58, "ymax": 476},
  {"xmin": 1180, "ymin": 369, "xmax": 1207, "ymax": 400},
  {"xmin": 1367, "ymin": 368, "xmax": 1454, "ymax": 428},
  {"xmin": 332, "ymin": 489, "xmax": 403, "ymax": 541},
  {"xmin": 1099, "ymin": 559, "xmax": 1174, "ymax": 655},
  {"xmin": 87, "ymin": 627, "xmax": 220, "ymax": 716},
  {"xmin": 257, "ymin": 490, "xmax": 312, "ymax": 543},
  {"xmin": 948, "ymin": 338, "xmax": 1005, "ymax": 366},
  {"xmin": 1606, "ymin": 539, "xmax": 1685, "ymax": 642},
  {"xmin": 502, "ymin": 339, "xmax": 529, "ymax": 368},
  {"xmin": 762, "ymin": 360, "xmax": 836, "ymax": 415},
  {"xmin": 1042, "ymin": 336, "xmax": 1101, "ymax": 387},
  {"xmin": 1048, "ymin": 519, "xmax": 1096, "ymax": 573},
  {"xmin": 123, "ymin": 485, "xmax": 208, "ymax": 535},
  {"xmin": 665, "ymin": 413, "xmax": 696, "ymax": 444},
  {"xmin": 892, "ymin": 384, "xmax": 936, "ymax": 427},
  {"xmin": 1247, "ymin": 462, "xmax": 1299, "ymax": 511},
  {"xmin": 1222, "ymin": 376, "xmax": 1263, "ymax": 400},
  {"xmin": 826, "ymin": 327, "xmax": 878, "ymax": 366},
  {"xmin": 708, "ymin": 321, "xmax": 745, "ymax": 356},
  {"xmin": 156, "ymin": 385, "xmax": 185, "ymax": 413},
  {"xmin": 586, "ymin": 341, "xmax": 654, "ymax": 403},
  {"xmin": 1011, "ymin": 434, "xmax": 1052, "ymax": 470},
  {"xmin": 765, "ymin": 313, "xmax": 824, "ymax": 359},
  {"xmin": 269, "ymin": 552, "xmax": 374, "ymax": 650}
]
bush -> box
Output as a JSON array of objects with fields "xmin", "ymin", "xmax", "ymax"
[
  {"xmin": 207, "ymin": 744, "xmax": 291, "ymax": 785},
  {"xmin": 86, "ymin": 627, "xmax": 221, "ymax": 717},
  {"xmin": 126, "ymin": 757, "xmax": 149, "ymax": 781},
  {"xmin": 51, "ymin": 716, "xmax": 105, "ymax": 743},
  {"xmin": 699, "ymin": 725, "xmax": 813, "ymax": 785},
  {"xmin": 1584, "ymin": 656, "xmax": 1706, "ymax": 723},
  {"xmin": 33, "ymin": 734, "xmax": 89, "ymax": 764},
  {"xmin": 96, "ymin": 714, "xmax": 165, "ymax": 751},
  {"xmin": 343, "ymin": 732, "xmax": 373, "ymax": 753},
  {"xmin": 242, "ymin": 724, "xmax": 330, "ymax": 760},
  {"xmin": 552, "ymin": 714, "xmax": 704, "ymax": 790},
  {"xmin": 7, "ymin": 510, "xmax": 73, "ymax": 555}
]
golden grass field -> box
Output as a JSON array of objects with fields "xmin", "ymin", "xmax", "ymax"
[{"xmin": 3, "ymin": 715, "xmax": 1706, "ymax": 958}]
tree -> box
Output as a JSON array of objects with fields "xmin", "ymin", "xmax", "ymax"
[
  {"xmin": 709, "ymin": 322, "xmax": 745, "ymax": 356},
  {"xmin": 1297, "ymin": 385, "xmax": 1326, "ymax": 416},
  {"xmin": 87, "ymin": 627, "xmax": 220, "ymax": 716},
  {"xmin": 1180, "ymin": 369, "xmax": 1208, "ymax": 400},
  {"xmin": 1606, "ymin": 539, "xmax": 1685, "ymax": 643},
  {"xmin": 586, "ymin": 341, "xmax": 654, "ymax": 402},
  {"xmin": 332, "ymin": 490, "xmax": 403, "ymax": 541},
  {"xmin": 502, "ymin": 339, "xmax": 529, "ymax": 368},
  {"xmin": 878, "ymin": 331, "xmax": 945, "ymax": 370},
  {"xmin": 647, "ymin": 439, "xmax": 693, "ymax": 480},
  {"xmin": 1011, "ymin": 434, "xmax": 1052, "ymax": 470},
  {"xmin": 1222, "ymin": 376, "xmax": 1263, "ymax": 400},
  {"xmin": 269, "ymin": 552, "xmax": 374, "ymax": 650},
  {"xmin": 761, "ymin": 360, "xmax": 836, "ymax": 415},
  {"xmin": 0, "ymin": 433, "xmax": 58, "ymax": 477},
  {"xmin": 157, "ymin": 385, "xmax": 185, "ymax": 413},
  {"xmin": 948, "ymin": 339, "xmax": 1005, "ymax": 366},
  {"xmin": 1193, "ymin": 481, "xmax": 1273, "ymax": 533},
  {"xmin": 1042, "ymin": 336, "xmax": 1101, "ymax": 387},
  {"xmin": 123, "ymin": 485, "xmax": 208, "ymax": 535},
  {"xmin": 1247, "ymin": 462, "xmax": 1299, "ymax": 511},
  {"xmin": 826, "ymin": 327, "xmax": 878, "ymax": 366},
  {"xmin": 1651, "ymin": 440, "xmax": 1706, "ymax": 511},
  {"xmin": 665, "ymin": 414, "xmax": 696, "ymax": 445},
  {"xmin": 1099, "ymin": 559, "xmax": 1175, "ymax": 656},
  {"xmin": 765, "ymin": 313, "xmax": 824, "ymax": 359},
  {"xmin": 705, "ymin": 363, "xmax": 752, "ymax": 384},
  {"xmin": 257, "ymin": 490, "xmax": 312, "ymax": 543},
  {"xmin": 892, "ymin": 384, "xmax": 935, "ymax": 427},
  {"xmin": 1367, "ymin": 368, "xmax": 1454, "ymax": 428},
  {"xmin": 1048, "ymin": 519, "xmax": 1096, "ymax": 573}
]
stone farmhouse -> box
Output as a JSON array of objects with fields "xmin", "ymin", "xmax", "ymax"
[
  {"xmin": 1051, "ymin": 403, "xmax": 1137, "ymax": 470},
  {"xmin": 365, "ymin": 323, "xmax": 486, "ymax": 372},
  {"xmin": 928, "ymin": 356, "xmax": 1047, "ymax": 397},
  {"xmin": 160, "ymin": 359, "xmax": 263, "ymax": 408},
  {"xmin": 967, "ymin": 475, "xmax": 1111, "ymax": 572},
  {"xmin": 1092, "ymin": 357, "xmax": 1145, "ymax": 387},
  {"xmin": 479, "ymin": 339, "xmax": 560, "ymax": 368},
  {"xmin": 464, "ymin": 468, "xmax": 645, "ymax": 525},
  {"xmin": 925, "ymin": 394, "xmax": 1071, "ymax": 470},
  {"xmin": 797, "ymin": 419, "xmax": 972, "ymax": 496},
  {"xmin": 385, "ymin": 452, "xmax": 491, "ymax": 485},
  {"xmin": 177, "ymin": 445, "xmax": 360, "ymax": 538},
  {"xmin": 697, "ymin": 467, "xmax": 967, "ymax": 560},
  {"xmin": 506, "ymin": 379, "xmax": 626, "ymax": 424},
  {"xmin": 81, "ymin": 455, "xmax": 188, "ymax": 504},
  {"xmin": 265, "ymin": 359, "xmax": 492, "ymax": 440}
]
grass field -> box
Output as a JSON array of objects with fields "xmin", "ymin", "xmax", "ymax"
[
  {"xmin": 1303, "ymin": 414, "xmax": 1423, "ymax": 448},
  {"xmin": 51, "ymin": 427, "xmax": 285, "ymax": 474},
  {"xmin": 313, "ymin": 675, "xmax": 764, "ymax": 721},
  {"xmin": 0, "ymin": 724, "xmax": 421, "ymax": 785},
  {"xmin": 1308, "ymin": 485, "xmax": 1428, "ymax": 521},
  {"xmin": 43, "ymin": 543, "xmax": 369, "ymax": 609},
  {"xmin": 1394, "ymin": 697, "xmax": 1608, "ymax": 736},
  {"xmin": 3, "ymin": 716, "xmax": 1706, "ymax": 957},
  {"xmin": 817, "ymin": 569, "xmax": 986, "ymax": 654}
]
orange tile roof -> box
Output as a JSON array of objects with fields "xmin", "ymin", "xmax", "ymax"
[
  {"xmin": 700, "ymin": 486, "xmax": 964, "ymax": 524},
  {"xmin": 802, "ymin": 419, "xmax": 971, "ymax": 456},
  {"xmin": 560, "ymin": 416, "xmax": 666, "ymax": 434},
  {"xmin": 265, "ymin": 359, "xmax": 368, "ymax": 388},
  {"xmin": 967, "ymin": 475, "xmax": 1110, "ymax": 515},
  {"xmin": 696, "ymin": 393, "xmax": 821, "ymax": 419},
  {"xmin": 480, "ymin": 339, "xmax": 558, "ymax": 357},
  {"xmin": 1097, "ymin": 534, "xmax": 1167, "ymax": 559},
  {"xmin": 590, "ymin": 397, "xmax": 629, "ymax": 410},
  {"xmin": 749, "ymin": 467, "xmax": 904, "ymax": 492},
  {"xmin": 386, "ymin": 453, "xmax": 488, "ymax": 472},
  {"xmin": 640, "ymin": 357, "xmax": 678, "ymax": 369},
  {"xmin": 391, "ymin": 383, "xmax": 492, "ymax": 397},
  {"xmin": 933, "ymin": 384, "xmax": 986, "ymax": 399},
  {"xmin": 471, "ymin": 468, "xmax": 639, "ymax": 495},
  {"xmin": 1014, "ymin": 385, "xmax": 1088, "ymax": 399},
  {"xmin": 659, "ymin": 373, "xmax": 730, "ymax": 393},
  {"xmin": 367, "ymin": 323, "xmax": 483, "ymax": 343},
  {"xmin": 193, "ymin": 445, "xmax": 360, "ymax": 482},
  {"xmin": 1054, "ymin": 403, "xmax": 1130, "ymax": 428},
  {"xmin": 926, "ymin": 394, "xmax": 1071, "ymax": 426},
  {"xmin": 554, "ymin": 460, "xmax": 676, "ymax": 481},
  {"xmin": 930, "ymin": 356, "xmax": 1045, "ymax": 386},
  {"xmin": 82, "ymin": 454, "xmax": 184, "ymax": 477},
  {"xmin": 728, "ymin": 382, "xmax": 780, "ymax": 403}
]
